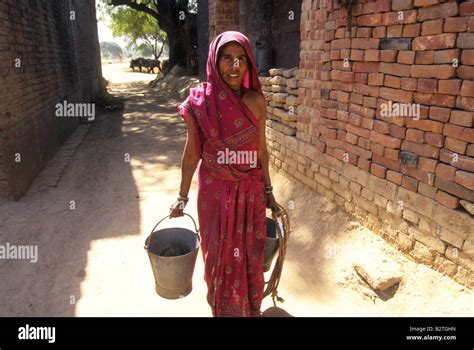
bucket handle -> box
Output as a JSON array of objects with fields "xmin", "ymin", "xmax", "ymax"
[{"xmin": 145, "ymin": 213, "xmax": 200, "ymax": 249}]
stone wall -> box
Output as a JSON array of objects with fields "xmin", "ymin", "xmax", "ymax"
[
  {"xmin": 0, "ymin": 0, "xmax": 102, "ymax": 200},
  {"xmin": 265, "ymin": 0, "xmax": 474, "ymax": 289},
  {"xmin": 259, "ymin": 68, "xmax": 299, "ymax": 137}
]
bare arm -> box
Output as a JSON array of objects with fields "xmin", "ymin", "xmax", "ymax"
[
  {"xmin": 170, "ymin": 116, "xmax": 199, "ymax": 218},
  {"xmin": 257, "ymin": 96, "xmax": 271, "ymax": 188}
]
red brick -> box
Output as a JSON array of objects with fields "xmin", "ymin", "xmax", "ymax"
[
  {"xmin": 401, "ymin": 164, "xmax": 434, "ymax": 185},
  {"xmin": 385, "ymin": 148, "xmax": 400, "ymax": 161},
  {"xmin": 436, "ymin": 163, "xmax": 457, "ymax": 181},
  {"xmin": 421, "ymin": 19, "xmax": 444, "ymax": 36},
  {"xmin": 387, "ymin": 24, "xmax": 403, "ymax": 37},
  {"xmin": 460, "ymin": 2, "xmax": 474, "ymax": 16},
  {"xmin": 469, "ymin": 16, "xmax": 474, "ymax": 32},
  {"xmin": 331, "ymin": 38, "xmax": 351, "ymax": 50},
  {"xmin": 402, "ymin": 175, "xmax": 418, "ymax": 192},
  {"xmin": 346, "ymin": 143, "xmax": 373, "ymax": 160},
  {"xmin": 424, "ymin": 132, "xmax": 444, "ymax": 147},
  {"xmin": 444, "ymin": 17, "xmax": 468, "ymax": 33},
  {"xmin": 374, "ymin": 120, "xmax": 390, "ymax": 134},
  {"xmin": 411, "ymin": 65, "xmax": 456, "ymax": 79},
  {"xmin": 380, "ymin": 50, "xmax": 398, "ymax": 62},
  {"xmin": 457, "ymin": 33, "xmax": 474, "ymax": 49},
  {"xmin": 406, "ymin": 118, "xmax": 444, "ymax": 133},
  {"xmin": 429, "ymin": 107, "xmax": 451, "ymax": 122},
  {"xmin": 368, "ymin": 73, "xmax": 384, "ymax": 86},
  {"xmin": 356, "ymin": 27, "xmax": 372, "ymax": 38},
  {"xmin": 468, "ymin": 144, "xmax": 474, "ymax": 157},
  {"xmin": 370, "ymin": 141, "xmax": 386, "ymax": 155},
  {"xmin": 417, "ymin": 3, "xmax": 459, "ymax": 22},
  {"xmin": 363, "ymin": 1, "xmax": 391, "ymax": 14},
  {"xmin": 414, "ymin": 92, "xmax": 456, "ymax": 108},
  {"xmin": 401, "ymin": 77, "xmax": 417, "ymax": 91},
  {"xmin": 462, "ymin": 126, "xmax": 474, "ymax": 143},
  {"xmin": 461, "ymin": 50, "xmax": 474, "ymax": 65},
  {"xmin": 358, "ymin": 158, "xmax": 371, "ymax": 172},
  {"xmin": 445, "ymin": 137, "xmax": 467, "ymax": 154},
  {"xmin": 387, "ymin": 170, "xmax": 403, "ymax": 185},
  {"xmin": 352, "ymin": 38, "xmax": 381, "ymax": 49},
  {"xmin": 380, "ymin": 62, "xmax": 411, "ymax": 77},
  {"xmin": 373, "ymin": 153, "xmax": 401, "ymax": 172},
  {"xmin": 418, "ymin": 157, "xmax": 438, "ymax": 172},
  {"xmin": 434, "ymin": 49, "xmax": 460, "ymax": 64},
  {"xmin": 370, "ymin": 130, "xmax": 403, "ymax": 148},
  {"xmin": 456, "ymin": 95, "xmax": 474, "ymax": 112},
  {"xmin": 415, "ymin": 50, "xmax": 434, "ymax": 64},
  {"xmin": 346, "ymin": 132, "xmax": 359, "ymax": 145},
  {"xmin": 402, "ymin": 23, "xmax": 420, "ymax": 37},
  {"xmin": 460, "ymin": 81, "xmax": 474, "ymax": 98},
  {"xmin": 454, "ymin": 170, "xmax": 474, "ymax": 190},
  {"xmin": 398, "ymin": 51, "xmax": 415, "ymax": 65},
  {"xmin": 440, "ymin": 148, "xmax": 474, "ymax": 172},
  {"xmin": 383, "ymin": 10, "xmax": 417, "ymax": 25},
  {"xmin": 346, "ymin": 124, "xmax": 371, "ymax": 138},
  {"xmin": 406, "ymin": 129, "xmax": 425, "ymax": 143},
  {"xmin": 389, "ymin": 124, "xmax": 406, "ymax": 138},
  {"xmin": 371, "ymin": 163, "xmax": 387, "ymax": 178},
  {"xmin": 355, "ymin": 73, "xmax": 368, "ymax": 84},
  {"xmin": 353, "ymin": 62, "xmax": 380, "ymax": 73},
  {"xmin": 357, "ymin": 13, "xmax": 383, "ymax": 27},
  {"xmin": 401, "ymin": 140, "xmax": 440, "ymax": 158},
  {"xmin": 363, "ymin": 96, "xmax": 378, "ymax": 108},
  {"xmin": 364, "ymin": 50, "xmax": 380, "ymax": 62},
  {"xmin": 380, "ymin": 87, "xmax": 413, "ymax": 103},
  {"xmin": 350, "ymin": 49, "xmax": 365, "ymax": 61},
  {"xmin": 414, "ymin": 0, "xmax": 441, "ymax": 7},
  {"xmin": 438, "ymin": 80, "xmax": 462, "ymax": 95},
  {"xmin": 435, "ymin": 190, "xmax": 460, "ymax": 209},
  {"xmin": 443, "ymin": 123, "xmax": 464, "ymax": 138},
  {"xmin": 417, "ymin": 79, "xmax": 437, "ymax": 93},
  {"xmin": 373, "ymin": 26, "xmax": 387, "ymax": 38},
  {"xmin": 450, "ymin": 110, "xmax": 473, "ymax": 127},
  {"xmin": 384, "ymin": 75, "xmax": 401, "ymax": 89}
]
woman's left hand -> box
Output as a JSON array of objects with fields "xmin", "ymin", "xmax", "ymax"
[{"xmin": 265, "ymin": 192, "xmax": 281, "ymax": 216}]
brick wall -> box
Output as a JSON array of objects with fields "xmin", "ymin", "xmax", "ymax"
[
  {"xmin": 0, "ymin": 0, "xmax": 102, "ymax": 199},
  {"xmin": 265, "ymin": 0, "xmax": 474, "ymax": 288},
  {"xmin": 208, "ymin": 0, "xmax": 240, "ymax": 42}
]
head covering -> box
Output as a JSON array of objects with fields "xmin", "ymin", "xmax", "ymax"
[{"xmin": 178, "ymin": 31, "xmax": 263, "ymax": 180}]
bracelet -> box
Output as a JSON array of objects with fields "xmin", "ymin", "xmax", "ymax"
[
  {"xmin": 264, "ymin": 185, "xmax": 273, "ymax": 193},
  {"xmin": 178, "ymin": 195, "xmax": 189, "ymax": 202}
]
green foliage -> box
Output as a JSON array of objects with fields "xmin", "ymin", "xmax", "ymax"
[
  {"xmin": 100, "ymin": 1, "xmax": 167, "ymax": 58},
  {"xmin": 100, "ymin": 41, "xmax": 123, "ymax": 58}
]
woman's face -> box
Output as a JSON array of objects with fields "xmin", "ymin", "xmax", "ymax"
[{"xmin": 217, "ymin": 42, "xmax": 248, "ymax": 92}]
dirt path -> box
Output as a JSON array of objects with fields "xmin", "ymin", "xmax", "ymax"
[{"xmin": 0, "ymin": 63, "xmax": 472, "ymax": 317}]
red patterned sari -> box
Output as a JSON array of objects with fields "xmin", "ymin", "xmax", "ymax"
[{"xmin": 178, "ymin": 31, "xmax": 266, "ymax": 317}]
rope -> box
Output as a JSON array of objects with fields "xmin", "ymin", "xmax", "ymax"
[{"xmin": 263, "ymin": 202, "xmax": 291, "ymax": 306}]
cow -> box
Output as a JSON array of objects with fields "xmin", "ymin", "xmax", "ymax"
[{"xmin": 143, "ymin": 58, "xmax": 161, "ymax": 74}]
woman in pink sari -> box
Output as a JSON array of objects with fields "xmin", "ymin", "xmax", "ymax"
[{"xmin": 169, "ymin": 31, "xmax": 279, "ymax": 317}]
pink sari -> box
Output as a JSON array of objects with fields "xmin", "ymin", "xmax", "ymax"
[{"xmin": 178, "ymin": 31, "xmax": 266, "ymax": 317}]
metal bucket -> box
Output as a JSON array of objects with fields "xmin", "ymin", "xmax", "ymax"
[
  {"xmin": 144, "ymin": 213, "xmax": 200, "ymax": 299},
  {"xmin": 263, "ymin": 217, "xmax": 281, "ymax": 272}
]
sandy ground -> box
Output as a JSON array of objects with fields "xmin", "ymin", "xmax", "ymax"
[{"xmin": 0, "ymin": 62, "xmax": 472, "ymax": 317}]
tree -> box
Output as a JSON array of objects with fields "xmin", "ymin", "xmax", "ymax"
[
  {"xmin": 100, "ymin": 41, "xmax": 124, "ymax": 59},
  {"xmin": 102, "ymin": 0, "xmax": 198, "ymax": 75},
  {"xmin": 107, "ymin": 6, "xmax": 167, "ymax": 59}
]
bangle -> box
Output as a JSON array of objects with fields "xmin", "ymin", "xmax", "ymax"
[
  {"xmin": 178, "ymin": 195, "xmax": 189, "ymax": 202},
  {"xmin": 264, "ymin": 185, "xmax": 273, "ymax": 193}
]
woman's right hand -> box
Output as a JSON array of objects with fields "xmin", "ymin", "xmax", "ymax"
[{"xmin": 169, "ymin": 199, "xmax": 187, "ymax": 218}]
